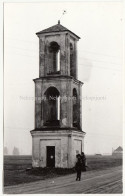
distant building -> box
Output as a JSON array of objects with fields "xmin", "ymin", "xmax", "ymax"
[{"xmin": 112, "ymin": 146, "xmax": 123, "ymax": 157}]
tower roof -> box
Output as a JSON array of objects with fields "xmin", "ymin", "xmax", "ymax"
[{"xmin": 36, "ymin": 21, "xmax": 80, "ymax": 39}]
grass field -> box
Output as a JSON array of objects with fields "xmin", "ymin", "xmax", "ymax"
[{"xmin": 4, "ymin": 155, "xmax": 122, "ymax": 186}]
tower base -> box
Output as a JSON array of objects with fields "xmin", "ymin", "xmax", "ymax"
[{"xmin": 30, "ymin": 129, "xmax": 85, "ymax": 168}]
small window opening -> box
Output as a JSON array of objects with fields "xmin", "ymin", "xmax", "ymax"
[
  {"xmin": 70, "ymin": 43, "xmax": 73, "ymax": 76},
  {"xmin": 73, "ymin": 88, "xmax": 78, "ymax": 128}
]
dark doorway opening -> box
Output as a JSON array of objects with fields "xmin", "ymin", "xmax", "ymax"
[{"xmin": 46, "ymin": 146, "xmax": 55, "ymax": 167}]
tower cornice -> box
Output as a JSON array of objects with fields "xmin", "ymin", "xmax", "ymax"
[{"xmin": 33, "ymin": 75, "xmax": 83, "ymax": 85}]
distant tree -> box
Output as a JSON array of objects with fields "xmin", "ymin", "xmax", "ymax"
[
  {"xmin": 13, "ymin": 147, "xmax": 20, "ymax": 155},
  {"xmin": 4, "ymin": 146, "xmax": 8, "ymax": 155}
]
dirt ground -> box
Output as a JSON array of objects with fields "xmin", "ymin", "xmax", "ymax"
[
  {"xmin": 4, "ymin": 155, "xmax": 122, "ymax": 187},
  {"xmin": 4, "ymin": 166, "xmax": 122, "ymax": 194}
]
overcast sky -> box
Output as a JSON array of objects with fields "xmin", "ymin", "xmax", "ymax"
[{"xmin": 4, "ymin": 1, "xmax": 123, "ymax": 155}]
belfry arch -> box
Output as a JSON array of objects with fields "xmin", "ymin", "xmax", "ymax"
[
  {"xmin": 43, "ymin": 86, "xmax": 60, "ymax": 126},
  {"xmin": 48, "ymin": 42, "xmax": 60, "ymax": 74}
]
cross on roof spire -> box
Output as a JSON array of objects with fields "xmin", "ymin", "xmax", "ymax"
[{"xmin": 59, "ymin": 10, "xmax": 67, "ymax": 23}]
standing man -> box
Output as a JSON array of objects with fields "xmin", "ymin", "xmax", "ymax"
[
  {"xmin": 75, "ymin": 155, "xmax": 82, "ymax": 181},
  {"xmin": 81, "ymin": 152, "xmax": 87, "ymax": 171}
]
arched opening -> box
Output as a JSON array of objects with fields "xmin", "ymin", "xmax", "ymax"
[
  {"xmin": 48, "ymin": 42, "xmax": 60, "ymax": 75},
  {"xmin": 44, "ymin": 87, "xmax": 60, "ymax": 126},
  {"xmin": 70, "ymin": 43, "xmax": 74, "ymax": 76},
  {"xmin": 57, "ymin": 49, "xmax": 60, "ymax": 71},
  {"xmin": 73, "ymin": 88, "xmax": 78, "ymax": 128}
]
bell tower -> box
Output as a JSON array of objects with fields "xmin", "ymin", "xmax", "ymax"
[{"xmin": 30, "ymin": 21, "xmax": 86, "ymax": 168}]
